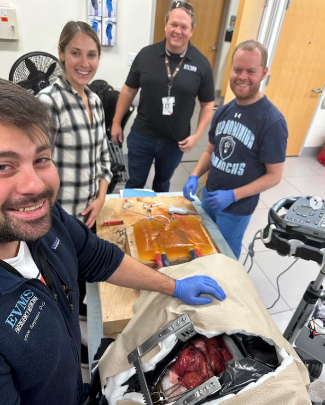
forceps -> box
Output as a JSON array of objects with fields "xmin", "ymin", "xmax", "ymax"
[{"xmin": 151, "ymin": 383, "xmax": 192, "ymax": 404}]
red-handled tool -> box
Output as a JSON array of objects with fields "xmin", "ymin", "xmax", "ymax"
[
  {"xmin": 155, "ymin": 253, "xmax": 164, "ymax": 269},
  {"xmin": 194, "ymin": 248, "xmax": 203, "ymax": 257},
  {"xmin": 103, "ymin": 220, "xmax": 124, "ymax": 226},
  {"xmin": 190, "ymin": 248, "xmax": 203, "ymax": 259}
]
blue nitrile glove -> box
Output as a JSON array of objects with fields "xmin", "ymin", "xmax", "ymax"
[
  {"xmin": 183, "ymin": 175, "xmax": 198, "ymax": 202},
  {"xmin": 107, "ymin": 0, "xmax": 113, "ymax": 12},
  {"xmin": 173, "ymin": 276, "xmax": 226, "ymax": 305},
  {"xmin": 91, "ymin": 0, "xmax": 99, "ymax": 16},
  {"xmin": 106, "ymin": 23, "xmax": 113, "ymax": 40},
  {"xmin": 92, "ymin": 20, "xmax": 98, "ymax": 33},
  {"xmin": 205, "ymin": 189, "xmax": 237, "ymax": 211}
]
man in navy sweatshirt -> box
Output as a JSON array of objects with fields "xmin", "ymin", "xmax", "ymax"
[{"xmin": 0, "ymin": 79, "xmax": 225, "ymax": 405}]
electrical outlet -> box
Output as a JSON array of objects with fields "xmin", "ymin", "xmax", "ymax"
[{"xmin": 128, "ymin": 53, "xmax": 136, "ymax": 67}]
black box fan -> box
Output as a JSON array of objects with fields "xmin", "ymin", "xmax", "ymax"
[{"xmin": 9, "ymin": 51, "xmax": 63, "ymax": 95}]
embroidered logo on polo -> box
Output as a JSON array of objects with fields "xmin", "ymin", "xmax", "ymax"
[
  {"xmin": 51, "ymin": 237, "xmax": 60, "ymax": 250},
  {"xmin": 183, "ymin": 64, "xmax": 197, "ymax": 72},
  {"xmin": 5, "ymin": 289, "xmax": 38, "ymax": 332}
]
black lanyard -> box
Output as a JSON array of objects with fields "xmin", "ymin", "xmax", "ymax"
[
  {"xmin": 165, "ymin": 54, "xmax": 185, "ymax": 98},
  {"xmin": 37, "ymin": 246, "xmax": 54, "ymax": 291},
  {"xmin": 0, "ymin": 246, "xmax": 74, "ymax": 311}
]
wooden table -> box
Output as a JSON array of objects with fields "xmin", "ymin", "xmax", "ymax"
[
  {"xmin": 86, "ymin": 193, "xmax": 236, "ymax": 367},
  {"xmin": 96, "ymin": 194, "xmax": 218, "ymax": 336}
]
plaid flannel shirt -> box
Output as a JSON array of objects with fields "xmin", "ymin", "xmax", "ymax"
[{"xmin": 38, "ymin": 76, "xmax": 112, "ymax": 221}]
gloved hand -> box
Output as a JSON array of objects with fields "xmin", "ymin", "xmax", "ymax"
[
  {"xmin": 183, "ymin": 175, "xmax": 198, "ymax": 202},
  {"xmin": 205, "ymin": 189, "xmax": 237, "ymax": 211},
  {"xmin": 173, "ymin": 275, "xmax": 226, "ymax": 305}
]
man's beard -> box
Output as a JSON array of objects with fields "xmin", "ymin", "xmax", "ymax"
[
  {"xmin": 0, "ymin": 189, "xmax": 56, "ymax": 244},
  {"xmin": 230, "ymin": 81, "xmax": 260, "ymax": 102}
]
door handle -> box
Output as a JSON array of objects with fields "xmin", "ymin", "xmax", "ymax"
[
  {"xmin": 312, "ymin": 88, "xmax": 322, "ymax": 93},
  {"xmin": 210, "ymin": 46, "xmax": 217, "ymax": 51}
]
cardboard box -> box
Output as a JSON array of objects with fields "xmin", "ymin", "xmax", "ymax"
[
  {"xmin": 102, "ymin": 0, "xmax": 117, "ymax": 19},
  {"xmin": 88, "ymin": 16, "xmax": 102, "ymax": 41},
  {"xmin": 88, "ymin": 0, "xmax": 102, "ymax": 16},
  {"xmin": 102, "ymin": 18, "xmax": 116, "ymax": 46}
]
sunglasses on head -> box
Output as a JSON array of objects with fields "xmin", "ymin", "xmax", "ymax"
[{"xmin": 171, "ymin": 1, "xmax": 194, "ymax": 14}]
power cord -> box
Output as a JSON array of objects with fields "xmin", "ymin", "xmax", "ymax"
[
  {"xmin": 266, "ymin": 258, "xmax": 298, "ymax": 310},
  {"xmin": 243, "ymin": 228, "xmax": 299, "ymax": 310},
  {"xmin": 243, "ymin": 229, "xmax": 261, "ymax": 273}
]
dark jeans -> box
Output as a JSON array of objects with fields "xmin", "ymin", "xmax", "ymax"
[{"xmin": 126, "ymin": 130, "xmax": 183, "ymax": 192}]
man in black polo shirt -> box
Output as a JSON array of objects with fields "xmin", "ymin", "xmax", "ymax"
[{"xmin": 111, "ymin": 1, "xmax": 214, "ymax": 192}]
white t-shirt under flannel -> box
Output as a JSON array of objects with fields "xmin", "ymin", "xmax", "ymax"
[{"xmin": 38, "ymin": 76, "xmax": 112, "ymax": 221}]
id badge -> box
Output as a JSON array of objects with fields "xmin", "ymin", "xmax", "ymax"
[{"xmin": 162, "ymin": 97, "xmax": 175, "ymax": 115}]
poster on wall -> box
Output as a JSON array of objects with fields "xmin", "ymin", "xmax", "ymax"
[{"xmin": 87, "ymin": 0, "xmax": 117, "ymax": 46}]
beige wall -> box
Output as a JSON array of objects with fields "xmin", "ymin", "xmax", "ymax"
[{"xmin": 0, "ymin": 0, "xmax": 153, "ymax": 89}]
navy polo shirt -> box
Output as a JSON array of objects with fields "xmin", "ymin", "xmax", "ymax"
[{"xmin": 126, "ymin": 40, "xmax": 214, "ymax": 143}]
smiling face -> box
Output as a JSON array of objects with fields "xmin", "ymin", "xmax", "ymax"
[
  {"xmin": 59, "ymin": 31, "xmax": 100, "ymax": 95},
  {"xmin": 229, "ymin": 49, "xmax": 268, "ymax": 105},
  {"xmin": 0, "ymin": 124, "xmax": 60, "ymax": 258},
  {"xmin": 165, "ymin": 8, "xmax": 194, "ymax": 54}
]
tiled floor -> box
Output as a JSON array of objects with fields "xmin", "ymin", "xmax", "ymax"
[
  {"xmin": 141, "ymin": 102, "xmax": 325, "ymax": 338},
  {"xmin": 147, "ymin": 142, "xmax": 325, "ymax": 336},
  {"xmin": 241, "ymin": 156, "xmax": 325, "ymax": 333},
  {"xmin": 107, "ymin": 106, "xmax": 325, "ymax": 387}
]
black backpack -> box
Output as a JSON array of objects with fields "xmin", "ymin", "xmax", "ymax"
[
  {"xmin": 88, "ymin": 80, "xmax": 132, "ymax": 193},
  {"xmin": 88, "ymin": 79, "xmax": 117, "ymax": 139},
  {"xmin": 89, "ymin": 79, "xmax": 135, "ymax": 141}
]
